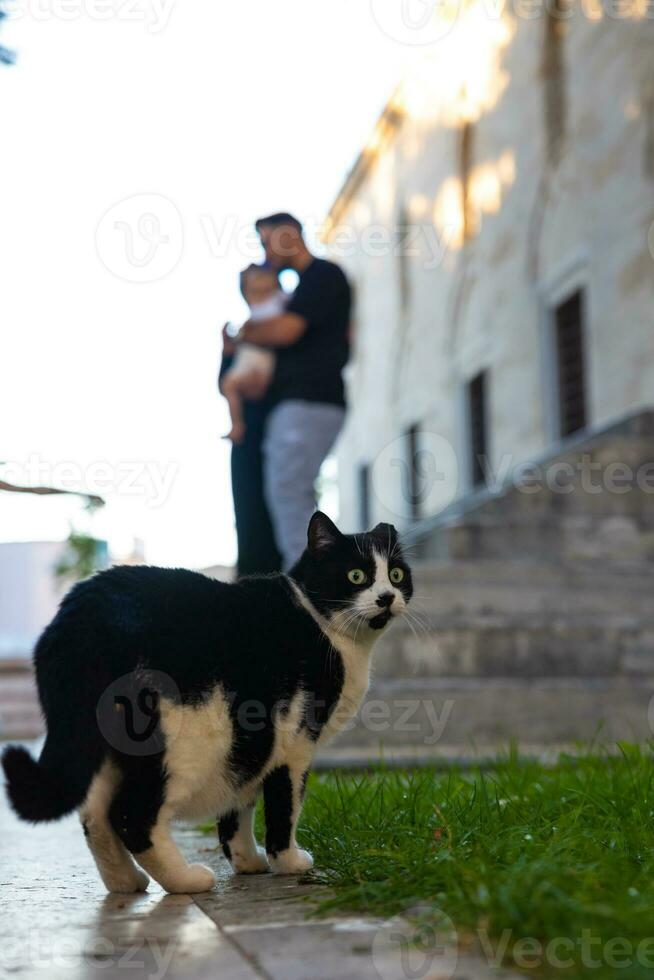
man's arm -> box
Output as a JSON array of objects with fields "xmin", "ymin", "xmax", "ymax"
[{"xmin": 240, "ymin": 312, "xmax": 307, "ymax": 348}]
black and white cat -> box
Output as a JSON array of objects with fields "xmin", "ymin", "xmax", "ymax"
[{"xmin": 2, "ymin": 512, "xmax": 412, "ymax": 894}]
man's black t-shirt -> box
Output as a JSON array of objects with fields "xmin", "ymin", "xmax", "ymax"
[{"xmin": 268, "ymin": 258, "xmax": 351, "ymax": 408}]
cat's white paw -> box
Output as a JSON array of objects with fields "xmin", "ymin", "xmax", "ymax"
[
  {"xmin": 163, "ymin": 863, "xmax": 216, "ymax": 894},
  {"xmin": 269, "ymin": 847, "xmax": 314, "ymax": 875},
  {"xmin": 231, "ymin": 846, "xmax": 270, "ymax": 875},
  {"xmin": 105, "ymin": 868, "xmax": 150, "ymax": 894}
]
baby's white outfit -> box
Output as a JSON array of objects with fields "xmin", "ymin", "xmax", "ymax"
[{"xmin": 229, "ymin": 291, "xmax": 285, "ymax": 380}]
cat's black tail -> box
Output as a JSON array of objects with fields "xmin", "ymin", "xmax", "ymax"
[
  {"xmin": 2, "ymin": 744, "xmax": 72, "ymax": 822},
  {"xmin": 2, "ymin": 733, "xmax": 102, "ymax": 822},
  {"xmin": 2, "ymin": 577, "xmax": 116, "ymax": 823}
]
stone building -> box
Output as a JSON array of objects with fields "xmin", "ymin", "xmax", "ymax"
[
  {"xmin": 317, "ymin": 4, "xmax": 654, "ymax": 758},
  {"xmin": 323, "ymin": 2, "xmax": 654, "ymax": 539}
]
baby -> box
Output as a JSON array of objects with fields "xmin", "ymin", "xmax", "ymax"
[{"xmin": 222, "ymin": 264, "xmax": 285, "ymax": 443}]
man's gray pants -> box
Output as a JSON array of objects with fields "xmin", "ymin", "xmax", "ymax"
[{"xmin": 263, "ymin": 399, "xmax": 345, "ymax": 570}]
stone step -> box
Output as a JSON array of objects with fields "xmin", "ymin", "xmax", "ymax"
[
  {"xmin": 0, "ymin": 705, "xmax": 44, "ymax": 740},
  {"xmin": 412, "ymin": 558, "xmax": 654, "ymax": 588},
  {"xmin": 327, "ymin": 676, "xmax": 654, "ymax": 756},
  {"xmin": 422, "ymin": 515, "xmax": 654, "ymax": 562},
  {"xmin": 0, "ymin": 677, "xmax": 41, "ymax": 703},
  {"xmin": 410, "ymin": 413, "xmax": 654, "ymax": 565},
  {"xmin": 0, "ymin": 715, "xmax": 44, "ymax": 741},
  {"xmin": 0, "ymin": 668, "xmax": 43, "ymax": 741},
  {"xmin": 477, "ymin": 487, "xmax": 654, "ymax": 519},
  {"xmin": 410, "ymin": 560, "xmax": 654, "ymax": 617},
  {"xmin": 374, "ymin": 612, "xmax": 654, "ymax": 678}
]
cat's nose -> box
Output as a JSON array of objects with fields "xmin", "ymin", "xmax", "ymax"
[{"xmin": 376, "ymin": 592, "xmax": 394, "ymax": 609}]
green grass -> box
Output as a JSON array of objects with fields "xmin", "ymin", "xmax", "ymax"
[{"xmin": 204, "ymin": 745, "xmax": 654, "ymax": 978}]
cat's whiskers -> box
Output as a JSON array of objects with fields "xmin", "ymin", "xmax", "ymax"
[
  {"xmin": 404, "ymin": 601, "xmax": 431, "ymax": 632},
  {"xmin": 403, "ymin": 608, "xmax": 430, "ymax": 641},
  {"xmin": 334, "ymin": 609, "xmax": 364, "ymax": 635},
  {"xmin": 402, "ymin": 612, "xmax": 423, "ymax": 645},
  {"xmin": 332, "ymin": 608, "xmax": 368, "ymax": 642}
]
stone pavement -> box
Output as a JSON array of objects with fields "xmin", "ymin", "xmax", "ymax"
[{"xmin": 0, "ymin": 774, "xmax": 522, "ymax": 980}]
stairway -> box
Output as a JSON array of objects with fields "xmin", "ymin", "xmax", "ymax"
[
  {"xmin": 315, "ymin": 559, "xmax": 654, "ymax": 765},
  {"xmin": 0, "ymin": 664, "xmax": 43, "ymax": 741},
  {"xmin": 319, "ymin": 411, "xmax": 654, "ymax": 765}
]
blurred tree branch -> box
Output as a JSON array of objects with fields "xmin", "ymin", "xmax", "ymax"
[{"xmin": 0, "ymin": 478, "xmax": 105, "ymax": 509}]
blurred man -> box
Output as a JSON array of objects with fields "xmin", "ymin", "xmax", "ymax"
[{"xmin": 240, "ymin": 213, "xmax": 351, "ymax": 569}]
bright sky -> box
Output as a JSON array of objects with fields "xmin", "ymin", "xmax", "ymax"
[{"xmin": 0, "ymin": 1, "xmax": 409, "ymax": 569}]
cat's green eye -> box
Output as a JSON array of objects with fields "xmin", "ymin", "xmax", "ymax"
[
  {"xmin": 347, "ymin": 569, "xmax": 367, "ymax": 585},
  {"xmin": 389, "ymin": 567, "xmax": 405, "ymax": 584}
]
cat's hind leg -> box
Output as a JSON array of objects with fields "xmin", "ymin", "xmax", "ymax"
[
  {"xmin": 218, "ymin": 802, "xmax": 269, "ymax": 874},
  {"xmin": 263, "ymin": 764, "xmax": 313, "ymax": 874},
  {"xmin": 132, "ymin": 811, "xmax": 216, "ymax": 894},
  {"xmin": 109, "ymin": 766, "xmax": 215, "ymax": 895},
  {"xmin": 80, "ymin": 760, "xmax": 149, "ymax": 894}
]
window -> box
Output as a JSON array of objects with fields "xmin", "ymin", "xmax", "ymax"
[
  {"xmin": 555, "ymin": 289, "xmax": 587, "ymax": 437},
  {"xmin": 358, "ymin": 464, "xmax": 370, "ymax": 531},
  {"xmin": 460, "ymin": 121, "xmax": 476, "ymax": 240},
  {"xmin": 396, "ymin": 204, "xmax": 411, "ymax": 315},
  {"xmin": 406, "ymin": 424, "xmax": 422, "ymax": 522},
  {"xmin": 467, "ymin": 372, "xmax": 488, "ymax": 488},
  {"xmin": 542, "ymin": 0, "xmax": 569, "ymax": 165}
]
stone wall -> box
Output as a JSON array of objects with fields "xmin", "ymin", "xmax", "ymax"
[{"xmin": 325, "ymin": 7, "xmax": 654, "ymax": 533}]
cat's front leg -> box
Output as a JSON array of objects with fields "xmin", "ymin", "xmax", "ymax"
[
  {"xmin": 218, "ymin": 803, "xmax": 269, "ymax": 874},
  {"xmin": 263, "ymin": 764, "xmax": 313, "ymax": 874}
]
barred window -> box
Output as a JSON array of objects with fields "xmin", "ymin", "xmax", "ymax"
[
  {"xmin": 467, "ymin": 372, "xmax": 488, "ymax": 488},
  {"xmin": 555, "ymin": 290, "xmax": 587, "ymax": 437}
]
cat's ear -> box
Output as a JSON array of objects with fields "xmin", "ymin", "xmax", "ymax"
[
  {"xmin": 370, "ymin": 522, "xmax": 399, "ymax": 548},
  {"xmin": 308, "ymin": 511, "xmax": 342, "ymax": 555}
]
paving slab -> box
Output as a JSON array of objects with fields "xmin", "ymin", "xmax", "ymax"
[
  {"xmin": 0, "ymin": 801, "xmax": 258, "ymax": 980},
  {"xmin": 0, "ymin": 764, "xmax": 522, "ymax": 980}
]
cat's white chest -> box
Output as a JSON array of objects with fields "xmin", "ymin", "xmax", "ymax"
[
  {"xmin": 286, "ymin": 582, "xmax": 375, "ymax": 743},
  {"xmin": 321, "ymin": 633, "xmax": 372, "ymax": 741}
]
